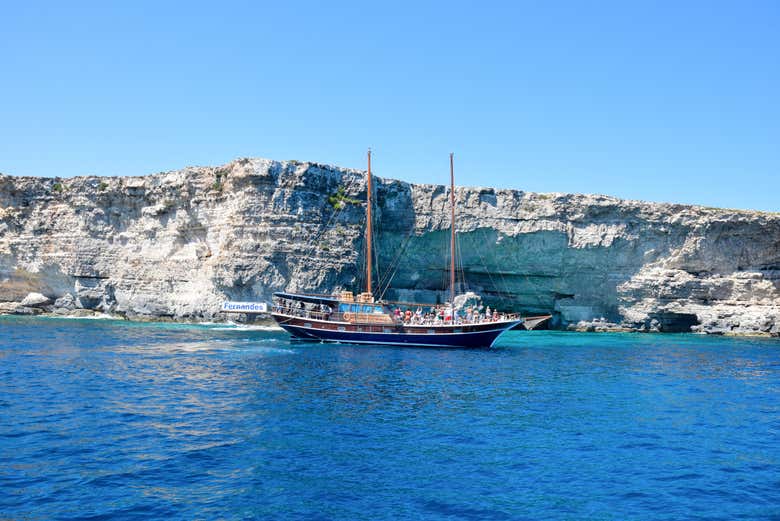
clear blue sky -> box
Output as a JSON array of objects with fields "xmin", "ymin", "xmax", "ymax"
[{"xmin": 1, "ymin": 1, "xmax": 778, "ymax": 211}]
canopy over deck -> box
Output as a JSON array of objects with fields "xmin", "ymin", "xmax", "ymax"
[{"xmin": 273, "ymin": 292, "xmax": 341, "ymax": 306}]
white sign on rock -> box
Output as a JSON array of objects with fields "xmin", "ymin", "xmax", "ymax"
[{"xmin": 221, "ymin": 301, "xmax": 268, "ymax": 314}]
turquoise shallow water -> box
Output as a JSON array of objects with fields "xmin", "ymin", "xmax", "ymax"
[{"xmin": 1, "ymin": 316, "xmax": 779, "ymax": 520}]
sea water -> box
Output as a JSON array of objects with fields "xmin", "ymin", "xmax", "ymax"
[{"xmin": 1, "ymin": 316, "xmax": 778, "ymax": 520}]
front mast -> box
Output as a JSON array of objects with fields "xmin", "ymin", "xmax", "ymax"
[
  {"xmin": 450, "ymin": 153, "xmax": 456, "ymax": 308},
  {"xmin": 366, "ymin": 149, "xmax": 373, "ymax": 299}
]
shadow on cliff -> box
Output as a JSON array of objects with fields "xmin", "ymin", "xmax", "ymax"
[{"xmin": 370, "ymin": 183, "xmax": 699, "ymax": 329}]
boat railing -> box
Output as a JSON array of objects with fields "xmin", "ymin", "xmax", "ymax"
[
  {"xmin": 273, "ymin": 304, "xmax": 522, "ymax": 326},
  {"xmin": 396, "ymin": 312, "xmax": 522, "ymax": 326},
  {"xmin": 272, "ymin": 305, "xmax": 342, "ymax": 321},
  {"xmin": 272, "ymin": 305, "xmax": 397, "ymax": 324}
]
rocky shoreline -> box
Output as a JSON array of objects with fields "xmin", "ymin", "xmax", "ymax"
[
  {"xmin": 1, "ymin": 157, "xmax": 779, "ymax": 336},
  {"xmin": 1, "ymin": 291, "xmax": 778, "ymax": 337},
  {"xmin": 2, "ymin": 303, "xmax": 776, "ymax": 338},
  {"xmin": 0, "ymin": 291, "xmax": 281, "ymax": 326}
]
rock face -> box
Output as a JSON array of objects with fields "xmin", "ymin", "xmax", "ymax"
[{"xmin": 1, "ymin": 158, "xmax": 779, "ymax": 335}]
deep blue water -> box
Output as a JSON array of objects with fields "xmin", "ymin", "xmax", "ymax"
[{"xmin": 1, "ymin": 316, "xmax": 779, "ymax": 520}]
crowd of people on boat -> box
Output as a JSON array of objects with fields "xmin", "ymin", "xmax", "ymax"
[
  {"xmin": 272, "ymin": 300, "xmax": 332, "ymax": 320},
  {"xmin": 273, "ymin": 297, "xmax": 510, "ymax": 325},
  {"xmin": 392, "ymin": 305, "xmax": 507, "ymax": 326}
]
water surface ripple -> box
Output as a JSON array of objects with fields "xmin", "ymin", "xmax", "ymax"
[{"xmin": 1, "ymin": 316, "xmax": 779, "ymax": 520}]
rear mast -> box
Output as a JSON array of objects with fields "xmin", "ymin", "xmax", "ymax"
[
  {"xmin": 450, "ymin": 152, "xmax": 456, "ymax": 307},
  {"xmin": 366, "ymin": 149, "xmax": 373, "ymax": 300}
]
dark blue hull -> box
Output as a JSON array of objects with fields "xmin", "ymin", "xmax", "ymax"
[
  {"xmin": 277, "ymin": 321, "xmax": 519, "ymax": 348},
  {"xmin": 269, "ymin": 292, "xmax": 547, "ymax": 349}
]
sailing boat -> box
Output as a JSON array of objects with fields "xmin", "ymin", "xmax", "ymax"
[{"xmin": 270, "ymin": 151, "xmax": 551, "ymax": 348}]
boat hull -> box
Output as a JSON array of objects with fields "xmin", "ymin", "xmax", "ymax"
[{"xmin": 272, "ymin": 314, "xmax": 522, "ymax": 348}]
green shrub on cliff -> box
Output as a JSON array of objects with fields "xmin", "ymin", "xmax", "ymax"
[
  {"xmin": 327, "ymin": 186, "xmax": 361, "ymax": 210},
  {"xmin": 211, "ymin": 171, "xmax": 225, "ymax": 192}
]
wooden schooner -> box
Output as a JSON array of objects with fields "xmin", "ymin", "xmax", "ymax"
[{"xmin": 270, "ymin": 151, "xmax": 551, "ymax": 348}]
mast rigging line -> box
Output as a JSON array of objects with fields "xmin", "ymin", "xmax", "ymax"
[
  {"xmin": 359, "ymin": 148, "xmax": 385, "ymax": 299},
  {"xmin": 375, "ymin": 227, "xmax": 417, "ymax": 301},
  {"xmin": 459, "ymin": 230, "xmax": 513, "ymax": 302},
  {"xmin": 299, "ymin": 169, "xmax": 361, "ymax": 262},
  {"xmin": 449, "ymin": 153, "xmax": 458, "ymax": 306},
  {"xmin": 366, "ymin": 148, "xmax": 373, "ymax": 297},
  {"xmin": 298, "ymin": 150, "xmax": 545, "ymax": 310}
]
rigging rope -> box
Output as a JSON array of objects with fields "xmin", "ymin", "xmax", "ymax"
[
  {"xmin": 376, "ymin": 228, "xmax": 417, "ymax": 301},
  {"xmin": 461, "ymin": 229, "xmax": 516, "ymax": 300},
  {"xmin": 299, "ymin": 172, "xmax": 360, "ymax": 262}
]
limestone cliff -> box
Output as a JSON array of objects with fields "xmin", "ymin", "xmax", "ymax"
[{"xmin": 1, "ymin": 158, "xmax": 778, "ymax": 335}]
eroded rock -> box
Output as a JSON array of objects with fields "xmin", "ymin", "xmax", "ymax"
[{"xmin": 20, "ymin": 292, "xmax": 50, "ymax": 307}]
